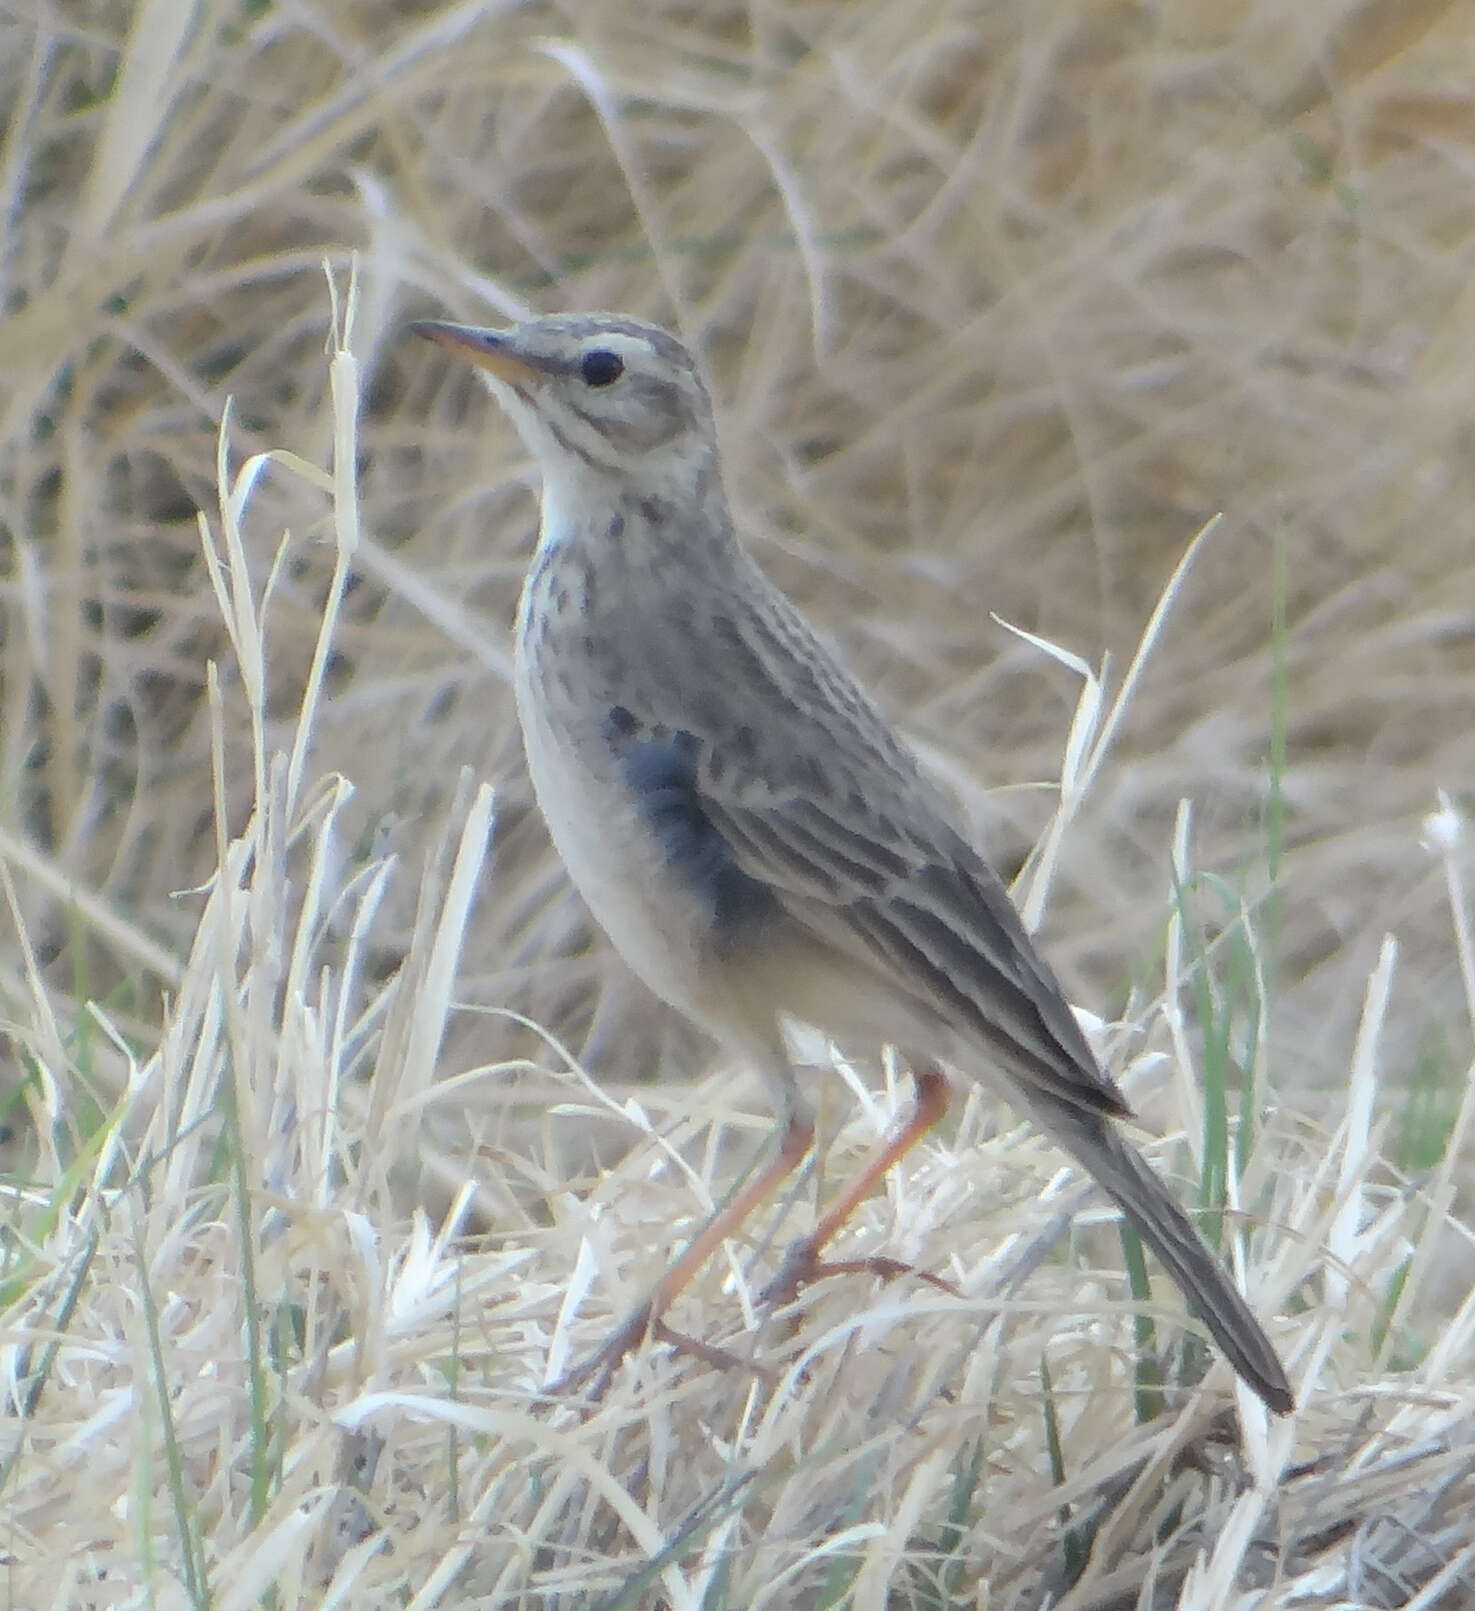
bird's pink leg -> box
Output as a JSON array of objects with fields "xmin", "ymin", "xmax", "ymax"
[
  {"xmin": 760, "ymin": 1067, "xmax": 957, "ymax": 1304},
  {"xmin": 546, "ymin": 1110, "xmax": 815, "ymax": 1397}
]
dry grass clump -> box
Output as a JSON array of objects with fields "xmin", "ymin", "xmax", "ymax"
[{"xmin": 3, "ymin": 0, "xmax": 1475, "ymax": 1605}]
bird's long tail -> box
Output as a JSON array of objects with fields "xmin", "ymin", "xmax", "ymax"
[{"xmin": 1014, "ymin": 1082, "xmax": 1294, "ymax": 1414}]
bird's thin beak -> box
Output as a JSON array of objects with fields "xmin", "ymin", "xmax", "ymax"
[{"xmin": 409, "ymin": 320, "xmax": 544, "ymax": 388}]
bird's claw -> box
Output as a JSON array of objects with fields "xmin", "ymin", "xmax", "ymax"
[
  {"xmin": 543, "ymin": 1305, "xmax": 655, "ymax": 1400},
  {"xmin": 759, "ymin": 1237, "xmax": 960, "ymax": 1310},
  {"xmin": 544, "ymin": 1307, "xmax": 773, "ymax": 1400}
]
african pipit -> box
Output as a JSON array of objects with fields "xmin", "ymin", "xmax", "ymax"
[{"xmin": 411, "ymin": 311, "xmax": 1293, "ymax": 1415}]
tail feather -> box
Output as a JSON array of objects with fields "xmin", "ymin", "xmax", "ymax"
[{"xmin": 1015, "ymin": 1082, "xmax": 1294, "ymax": 1415}]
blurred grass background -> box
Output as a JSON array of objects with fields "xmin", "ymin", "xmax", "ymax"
[
  {"xmin": 2, "ymin": 0, "xmax": 1475, "ymax": 1605},
  {"xmin": 5, "ymin": 0, "xmax": 1472, "ymax": 1112}
]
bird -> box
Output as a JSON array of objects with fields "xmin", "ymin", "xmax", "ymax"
[{"xmin": 409, "ymin": 309, "xmax": 1294, "ymax": 1415}]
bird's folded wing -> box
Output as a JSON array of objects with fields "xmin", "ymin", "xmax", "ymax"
[{"xmin": 698, "ymin": 775, "xmax": 1130, "ymax": 1120}]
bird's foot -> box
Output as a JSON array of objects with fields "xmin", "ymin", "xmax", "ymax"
[
  {"xmin": 543, "ymin": 1303, "xmax": 655, "ymax": 1400},
  {"xmin": 758, "ymin": 1236, "xmax": 960, "ymax": 1311},
  {"xmin": 544, "ymin": 1307, "xmax": 770, "ymax": 1400},
  {"xmin": 651, "ymin": 1320, "xmax": 774, "ymax": 1381}
]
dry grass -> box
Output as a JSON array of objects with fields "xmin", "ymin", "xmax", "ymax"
[{"xmin": 3, "ymin": 0, "xmax": 1475, "ymax": 1604}]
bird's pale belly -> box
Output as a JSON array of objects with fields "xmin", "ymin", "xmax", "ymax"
[{"xmin": 516, "ymin": 694, "xmax": 721, "ymax": 1027}]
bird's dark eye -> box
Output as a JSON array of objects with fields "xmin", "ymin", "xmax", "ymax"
[{"xmin": 580, "ymin": 349, "xmax": 624, "ymax": 388}]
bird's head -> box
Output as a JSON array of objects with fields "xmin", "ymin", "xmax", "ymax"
[{"xmin": 411, "ymin": 312, "xmax": 721, "ymax": 524}]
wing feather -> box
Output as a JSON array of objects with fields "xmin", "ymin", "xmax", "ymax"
[
  {"xmin": 604, "ymin": 571, "xmax": 1127, "ymax": 1118},
  {"xmin": 701, "ymin": 781, "xmax": 1129, "ymax": 1118}
]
